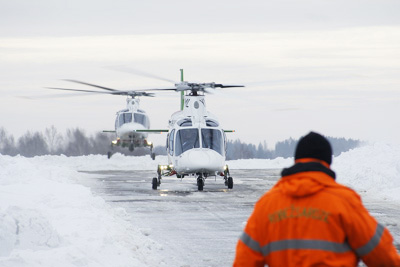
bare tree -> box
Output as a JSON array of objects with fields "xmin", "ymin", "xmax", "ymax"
[
  {"xmin": 18, "ymin": 131, "xmax": 49, "ymax": 157},
  {"xmin": 44, "ymin": 125, "xmax": 63, "ymax": 154},
  {"xmin": 0, "ymin": 127, "xmax": 17, "ymax": 156},
  {"xmin": 64, "ymin": 128, "xmax": 92, "ymax": 156}
]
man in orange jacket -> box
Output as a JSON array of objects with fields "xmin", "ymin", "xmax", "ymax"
[{"xmin": 234, "ymin": 132, "xmax": 400, "ymax": 266}]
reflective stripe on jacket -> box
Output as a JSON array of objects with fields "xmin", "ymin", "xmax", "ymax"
[{"xmin": 234, "ymin": 159, "xmax": 400, "ymax": 267}]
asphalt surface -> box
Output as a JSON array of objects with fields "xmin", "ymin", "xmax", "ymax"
[{"xmin": 79, "ymin": 169, "xmax": 400, "ymax": 266}]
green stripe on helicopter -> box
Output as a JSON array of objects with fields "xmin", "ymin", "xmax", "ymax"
[{"xmin": 135, "ymin": 129, "xmax": 169, "ymax": 133}]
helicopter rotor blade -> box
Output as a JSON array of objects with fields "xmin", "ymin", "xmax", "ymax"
[
  {"xmin": 125, "ymin": 91, "xmax": 155, "ymax": 97},
  {"xmin": 107, "ymin": 66, "xmax": 177, "ymax": 84},
  {"xmin": 63, "ymin": 79, "xmax": 119, "ymax": 92},
  {"xmin": 46, "ymin": 87, "xmax": 155, "ymax": 97},
  {"xmin": 143, "ymin": 88, "xmax": 178, "ymax": 91},
  {"xmin": 214, "ymin": 84, "xmax": 245, "ymax": 88},
  {"xmin": 64, "ymin": 79, "xmax": 176, "ymax": 93},
  {"xmin": 45, "ymin": 87, "xmax": 116, "ymax": 94}
]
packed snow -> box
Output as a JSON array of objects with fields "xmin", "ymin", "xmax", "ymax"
[{"xmin": 1, "ymin": 143, "xmax": 399, "ymax": 266}]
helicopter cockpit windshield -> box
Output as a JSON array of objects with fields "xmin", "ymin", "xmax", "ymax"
[
  {"xmin": 201, "ymin": 129, "xmax": 223, "ymax": 155},
  {"xmin": 117, "ymin": 112, "xmax": 149, "ymax": 128},
  {"xmin": 118, "ymin": 112, "xmax": 132, "ymax": 126},
  {"xmin": 175, "ymin": 128, "xmax": 223, "ymax": 156},
  {"xmin": 175, "ymin": 128, "xmax": 200, "ymax": 156},
  {"xmin": 134, "ymin": 113, "xmax": 149, "ymax": 128}
]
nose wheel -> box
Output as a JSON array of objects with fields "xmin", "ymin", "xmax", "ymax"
[
  {"xmin": 224, "ymin": 165, "xmax": 233, "ymax": 189},
  {"xmin": 226, "ymin": 177, "xmax": 233, "ymax": 189},
  {"xmin": 152, "ymin": 167, "xmax": 162, "ymax": 190},
  {"xmin": 197, "ymin": 175, "xmax": 204, "ymax": 191}
]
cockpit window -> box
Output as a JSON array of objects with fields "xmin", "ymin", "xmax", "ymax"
[
  {"xmin": 201, "ymin": 129, "xmax": 223, "ymax": 155},
  {"xmin": 175, "ymin": 128, "xmax": 200, "ymax": 156},
  {"xmin": 178, "ymin": 118, "xmax": 192, "ymax": 127},
  {"xmin": 134, "ymin": 113, "xmax": 149, "ymax": 128},
  {"xmin": 118, "ymin": 113, "xmax": 132, "ymax": 126},
  {"xmin": 206, "ymin": 120, "xmax": 219, "ymax": 127},
  {"xmin": 116, "ymin": 112, "xmax": 149, "ymax": 128}
]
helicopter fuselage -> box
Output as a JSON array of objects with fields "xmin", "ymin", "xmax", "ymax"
[
  {"xmin": 108, "ymin": 98, "xmax": 154, "ymax": 157},
  {"xmin": 150, "ymin": 69, "xmax": 241, "ymax": 191},
  {"xmin": 47, "ymin": 78, "xmax": 157, "ymax": 159},
  {"xmin": 165, "ymin": 95, "xmax": 227, "ymax": 176}
]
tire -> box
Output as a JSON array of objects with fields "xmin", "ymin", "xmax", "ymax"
[
  {"xmin": 107, "ymin": 151, "xmax": 112, "ymax": 159},
  {"xmin": 151, "ymin": 153, "xmax": 156, "ymax": 160},
  {"xmin": 197, "ymin": 179, "xmax": 204, "ymax": 191},
  {"xmin": 227, "ymin": 177, "xmax": 233, "ymax": 189},
  {"xmin": 152, "ymin": 177, "xmax": 158, "ymax": 190}
]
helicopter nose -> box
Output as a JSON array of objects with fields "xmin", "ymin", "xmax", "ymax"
[
  {"xmin": 188, "ymin": 150, "xmax": 212, "ymax": 165},
  {"xmin": 177, "ymin": 149, "xmax": 224, "ymax": 173}
]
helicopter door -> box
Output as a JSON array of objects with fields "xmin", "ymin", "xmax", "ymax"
[
  {"xmin": 168, "ymin": 129, "xmax": 175, "ymax": 156},
  {"xmin": 175, "ymin": 128, "xmax": 200, "ymax": 156},
  {"xmin": 201, "ymin": 129, "xmax": 223, "ymax": 155}
]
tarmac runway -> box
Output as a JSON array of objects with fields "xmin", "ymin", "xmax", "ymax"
[{"xmin": 79, "ymin": 168, "xmax": 400, "ymax": 266}]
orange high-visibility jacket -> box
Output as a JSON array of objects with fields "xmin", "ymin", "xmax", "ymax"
[{"xmin": 234, "ymin": 159, "xmax": 400, "ymax": 267}]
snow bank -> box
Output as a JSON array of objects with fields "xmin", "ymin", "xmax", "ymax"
[
  {"xmin": 229, "ymin": 142, "xmax": 400, "ymax": 202},
  {"xmin": 0, "ymin": 155, "xmax": 166, "ymax": 267},
  {"xmin": 333, "ymin": 142, "xmax": 400, "ymax": 202},
  {"xmin": 0, "ymin": 142, "xmax": 399, "ymax": 266}
]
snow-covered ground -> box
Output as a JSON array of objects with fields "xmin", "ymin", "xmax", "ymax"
[{"xmin": 1, "ymin": 143, "xmax": 399, "ymax": 266}]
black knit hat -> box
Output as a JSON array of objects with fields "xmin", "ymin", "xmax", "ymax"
[{"xmin": 295, "ymin": 132, "xmax": 332, "ymax": 165}]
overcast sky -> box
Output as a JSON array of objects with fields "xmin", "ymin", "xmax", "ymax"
[{"xmin": 1, "ymin": 0, "xmax": 400, "ymax": 148}]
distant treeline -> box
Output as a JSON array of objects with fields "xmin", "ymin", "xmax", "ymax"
[
  {"xmin": 0, "ymin": 126, "xmax": 361, "ymax": 159},
  {"xmin": 225, "ymin": 137, "xmax": 361, "ymax": 160}
]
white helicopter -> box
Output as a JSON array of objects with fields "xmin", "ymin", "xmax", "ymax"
[
  {"xmin": 47, "ymin": 80, "xmax": 162, "ymax": 159},
  {"xmin": 147, "ymin": 69, "xmax": 244, "ymax": 191}
]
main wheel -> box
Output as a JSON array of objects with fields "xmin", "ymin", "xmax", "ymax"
[
  {"xmin": 227, "ymin": 177, "xmax": 233, "ymax": 189},
  {"xmin": 151, "ymin": 152, "xmax": 156, "ymax": 160},
  {"xmin": 197, "ymin": 178, "xmax": 204, "ymax": 191},
  {"xmin": 152, "ymin": 177, "xmax": 158, "ymax": 190},
  {"xmin": 107, "ymin": 151, "xmax": 112, "ymax": 159}
]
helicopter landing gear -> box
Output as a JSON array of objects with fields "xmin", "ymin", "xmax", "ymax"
[
  {"xmin": 152, "ymin": 166, "xmax": 163, "ymax": 190},
  {"xmin": 224, "ymin": 176, "xmax": 233, "ymax": 189},
  {"xmin": 197, "ymin": 174, "xmax": 205, "ymax": 191},
  {"xmin": 224, "ymin": 165, "xmax": 233, "ymax": 189},
  {"xmin": 226, "ymin": 177, "xmax": 233, "ymax": 189},
  {"xmin": 152, "ymin": 177, "xmax": 158, "ymax": 189},
  {"xmin": 152, "ymin": 176, "xmax": 161, "ymax": 190},
  {"xmin": 149, "ymin": 143, "xmax": 156, "ymax": 160},
  {"xmin": 107, "ymin": 145, "xmax": 114, "ymax": 159}
]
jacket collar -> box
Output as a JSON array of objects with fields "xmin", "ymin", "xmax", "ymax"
[{"xmin": 281, "ymin": 158, "xmax": 336, "ymax": 180}]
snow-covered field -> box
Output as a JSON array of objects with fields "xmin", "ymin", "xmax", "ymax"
[{"xmin": 1, "ymin": 143, "xmax": 399, "ymax": 266}]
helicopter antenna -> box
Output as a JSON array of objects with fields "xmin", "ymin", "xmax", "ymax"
[{"xmin": 180, "ymin": 69, "xmax": 184, "ymax": 110}]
